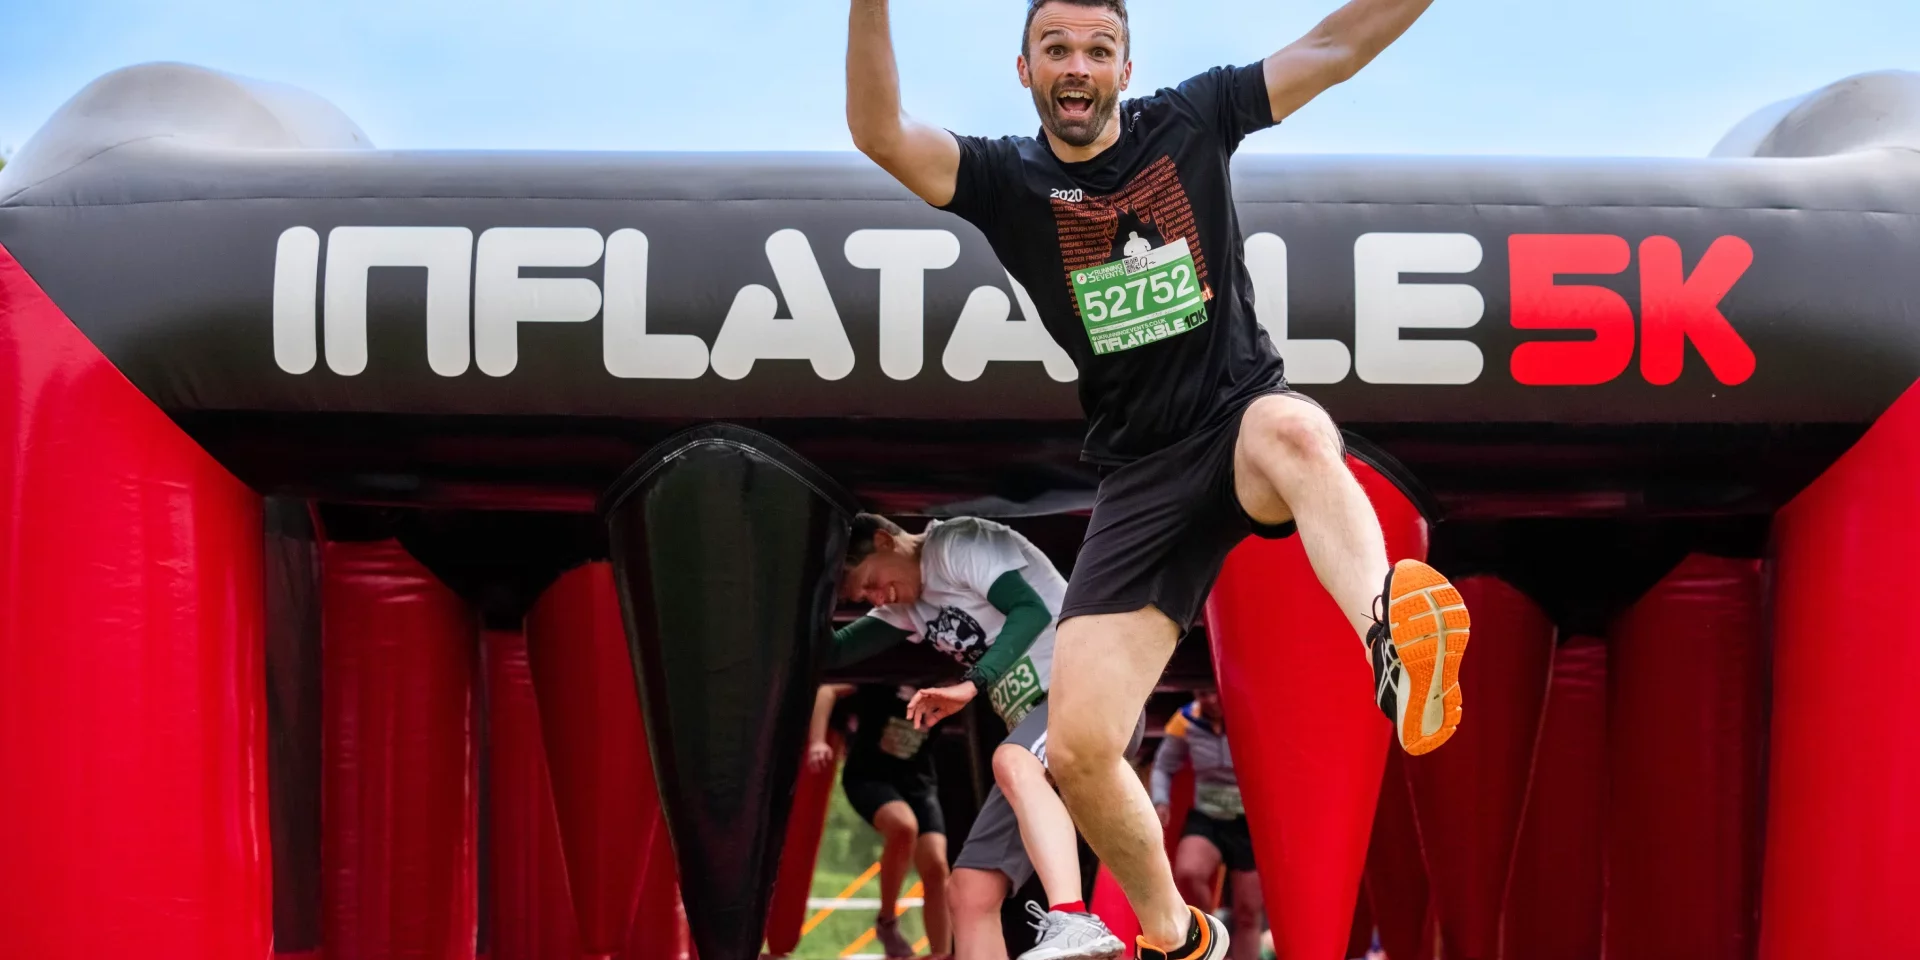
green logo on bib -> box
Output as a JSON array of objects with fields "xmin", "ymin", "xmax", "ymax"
[
  {"xmin": 989, "ymin": 658, "xmax": 1045, "ymax": 727},
  {"xmin": 1071, "ymin": 235, "xmax": 1209, "ymax": 356}
]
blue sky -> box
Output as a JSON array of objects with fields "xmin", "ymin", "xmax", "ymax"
[{"xmin": 2, "ymin": 0, "xmax": 1916, "ymax": 159}]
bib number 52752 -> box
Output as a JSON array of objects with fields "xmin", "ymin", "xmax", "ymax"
[
  {"xmin": 1072, "ymin": 238, "xmax": 1209, "ymax": 356},
  {"xmin": 1079, "ymin": 264, "xmax": 1194, "ymax": 322}
]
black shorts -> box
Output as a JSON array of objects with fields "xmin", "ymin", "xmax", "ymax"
[
  {"xmin": 1061, "ymin": 387, "xmax": 1329, "ymax": 631},
  {"xmin": 842, "ymin": 768, "xmax": 946, "ymax": 837},
  {"xmin": 1181, "ymin": 809, "xmax": 1257, "ymax": 873}
]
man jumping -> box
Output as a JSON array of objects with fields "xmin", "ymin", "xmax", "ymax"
[{"xmin": 845, "ymin": 2, "xmax": 1470, "ymax": 958}]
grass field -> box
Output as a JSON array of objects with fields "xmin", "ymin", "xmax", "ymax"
[{"xmin": 787, "ymin": 772, "xmax": 934, "ymax": 958}]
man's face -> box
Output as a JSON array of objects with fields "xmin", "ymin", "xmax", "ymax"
[
  {"xmin": 1018, "ymin": 2, "xmax": 1132, "ymax": 149},
  {"xmin": 1196, "ymin": 690, "xmax": 1222, "ymax": 720},
  {"xmin": 839, "ymin": 532, "xmax": 924, "ymax": 607}
]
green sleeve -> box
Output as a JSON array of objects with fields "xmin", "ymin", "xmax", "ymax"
[
  {"xmin": 825, "ymin": 616, "xmax": 912, "ymax": 668},
  {"xmin": 965, "ymin": 569, "xmax": 1052, "ymax": 689}
]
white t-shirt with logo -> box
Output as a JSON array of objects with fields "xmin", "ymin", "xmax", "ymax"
[{"xmin": 869, "ymin": 518, "xmax": 1065, "ymax": 727}]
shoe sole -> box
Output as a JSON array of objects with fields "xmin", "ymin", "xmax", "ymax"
[
  {"xmin": 1021, "ymin": 936, "xmax": 1125, "ymax": 960},
  {"xmin": 1198, "ymin": 911, "xmax": 1229, "ymax": 959},
  {"xmin": 1387, "ymin": 559, "xmax": 1471, "ymax": 756}
]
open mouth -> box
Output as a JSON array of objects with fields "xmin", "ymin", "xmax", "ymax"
[{"xmin": 1055, "ymin": 89, "xmax": 1095, "ymax": 121}]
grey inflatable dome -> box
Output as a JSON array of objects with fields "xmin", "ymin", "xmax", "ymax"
[
  {"xmin": 0, "ymin": 62, "xmax": 370, "ymax": 200},
  {"xmin": 1712, "ymin": 70, "xmax": 1920, "ymax": 158}
]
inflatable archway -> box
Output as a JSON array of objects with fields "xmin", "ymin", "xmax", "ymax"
[{"xmin": 3, "ymin": 62, "xmax": 1918, "ymax": 960}]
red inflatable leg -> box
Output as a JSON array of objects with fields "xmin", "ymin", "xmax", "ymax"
[
  {"xmin": 1606, "ymin": 555, "xmax": 1766, "ymax": 960},
  {"xmin": 321, "ymin": 540, "xmax": 479, "ymax": 960},
  {"xmin": 1091, "ymin": 864, "xmax": 1141, "ymax": 958},
  {"xmin": 1500, "ymin": 635, "xmax": 1605, "ymax": 960},
  {"xmin": 627, "ymin": 811, "xmax": 693, "ymax": 960},
  {"xmin": 1346, "ymin": 886, "xmax": 1375, "ymax": 959},
  {"xmin": 1402, "ymin": 577, "xmax": 1553, "ymax": 960},
  {"xmin": 528, "ymin": 562, "xmax": 659, "ymax": 959},
  {"xmin": 1761, "ymin": 384, "xmax": 1920, "ymax": 959},
  {"xmin": 764, "ymin": 733, "xmax": 842, "ymax": 957},
  {"xmin": 485, "ymin": 628, "xmax": 582, "ymax": 960},
  {"xmin": 1365, "ymin": 750, "xmax": 1433, "ymax": 960},
  {"xmin": 0, "ymin": 245, "xmax": 272, "ymax": 959},
  {"xmin": 1204, "ymin": 457, "xmax": 1428, "ymax": 960}
]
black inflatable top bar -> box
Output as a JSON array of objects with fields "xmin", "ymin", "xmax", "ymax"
[{"xmin": 1, "ymin": 63, "xmax": 1917, "ymax": 515}]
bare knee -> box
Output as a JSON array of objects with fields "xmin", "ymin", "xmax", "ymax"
[
  {"xmin": 992, "ymin": 743, "xmax": 1049, "ymax": 798},
  {"xmin": 1244, "ymin": 395, "xmax": 1343, "ymax": 469},
  {"xmin": 1044, "ymin": 725, "xmax": 1120, "ymax": 792},
  {"xmin": 915, "ymin": 835, "xmax": 951, "ymax": 883},
  {"xmin": 873, "ymin": 803, "xmax": 920, "ymax": 847},
  {"xmin": 948, "ymin": 867, "xmax": 1007, "ymax": 919},
  {"xmin": 1174, "ymin": 863, "xmax": 1214, "ymax": 899},
  {"xmin": 1046, "ymin": 713, "xmax": 1126, "ymax": 790}
]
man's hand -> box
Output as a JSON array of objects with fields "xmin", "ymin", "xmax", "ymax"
[
  {"xmin": 907, "ymin": 680, "xmax": 978, "ymax": 730},
  {"xmin": 805, "ymin": 739, "xmax": 837, "ymax": 773},
  {"xmin": 846, "ymin": 0, "xmax": 962, "ymax": 206},
  {"xmin": 1264, "ymin": 0, "xmax": 1434, "ymax": 123}
]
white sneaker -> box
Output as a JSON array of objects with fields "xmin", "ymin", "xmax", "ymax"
[{"xmin": 1018, "ymin": 902, "xmax": 1125, "ymax": 960}]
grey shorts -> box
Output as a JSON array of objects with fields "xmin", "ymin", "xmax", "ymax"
[{"xmin": 952, "ymin": 698, "xmax": 1147, "ymax": 889}]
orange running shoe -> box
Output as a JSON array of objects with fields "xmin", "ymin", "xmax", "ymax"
[
  {"xmin": 1367, "ymin": 559, "xmax": 1472, "ymax": 755},
  {"xmin": 1136, "ymin": 906, "xmax": 1228, "ymax": 960}
]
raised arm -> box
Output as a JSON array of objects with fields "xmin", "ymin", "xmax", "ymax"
[
  {"xmin": 847, "ymin": 0, "xmax": 962, "ymax": 206},
  {"xmin": 1262, "ymin": 0, "xmax": 1434, "ymax": 123}
]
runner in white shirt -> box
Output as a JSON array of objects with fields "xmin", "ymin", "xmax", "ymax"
[{"xmin": 833, "ymin": 514, "xmax": 1142, "ymax": 960}]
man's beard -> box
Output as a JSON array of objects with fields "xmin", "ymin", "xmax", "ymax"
[{"xmin": 1034, "ymin": 83, "xmax": 1119, "ymax": 149}]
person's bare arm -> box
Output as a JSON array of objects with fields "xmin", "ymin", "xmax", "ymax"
[
  {"xmin": 808, "ymin": 683, "xmax": 855, "ymax": 745},
  {"xmin": 1262, "ymin": 0, "xmax": 1434, "ymax": 123},
  {"xmin": 847, "ymin": 0, "xmax": 962, "ymax": 206},
  {"xmin": 805, "ymin": 684, "xmax": 855, "ymax": 771}
]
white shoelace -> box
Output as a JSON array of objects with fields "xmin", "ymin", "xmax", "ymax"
[{"xmin": 1025, "ymin": 900, "xmax": 1052, "ymax": 936}]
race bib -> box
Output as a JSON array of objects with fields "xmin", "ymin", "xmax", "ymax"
[
  {"xmin": 1195, "ymin": 782, "xmax": 1245, "ymax": 820},
  {"xmin": 988, "ymin": 657, "xmax": 1046, "ymax": 728},
  {"xmin": 1071, "ymin": 237, "xmax": 1209, "ymax": 356},
  {"xmin": 878, "ymin": 715, "xmax": 928, "ymax": 760}
]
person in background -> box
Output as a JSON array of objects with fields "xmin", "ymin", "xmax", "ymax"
[
  {"xmin": 834, "ymin": 513, "xmax": 1138, "ymax": 960},
  {"xmin": 810, "ymin": 682, "xmax": 955, "ymax": 958},
  {"xmin": 1151, "ymin": 691, "xmax": 1264, "ymax": 960}
]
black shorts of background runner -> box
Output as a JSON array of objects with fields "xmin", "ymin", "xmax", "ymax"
[
  {"xmin": 1060, "ymin": 386, "xmax": 1341, "ymax": 631},
  {"xmin": 843, "ymin": 768, "xmax": 947, "ymax": 838},
  {"xmin": 1180, "ymin": 809, "xmax": 1257, "ymax": 874}
]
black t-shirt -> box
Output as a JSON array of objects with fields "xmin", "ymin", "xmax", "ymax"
[
  {"xmin": 840, "ymin": 683, "xmax": 938, "ymax": 783},
  {"xmin": 941, "ymin": 62, "xmax": 1287, "ymax": 465}
]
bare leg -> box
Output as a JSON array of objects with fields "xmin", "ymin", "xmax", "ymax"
[
  {"xmin": 1233, "ymin": 393, "xmax": 1390, "ymax": 642},
  {"xmin": 993, "ymin": 744, "xmax": 1083, "ymax": 908},
  {"xmin": 872, "ymin": 801, "xmax": 920, "ymax": 921},
  {"xmin": 949, "ymin": 867, "xmax": 1012, "ymax": 960},
  {"xmin": 1047, "ymin": 609, "xmax": 1189, "ymax": 949},
  {"xmin": 1226, "ymin": 870, "xmax": 1264, "ymax": 960},
  {"xmin": 1171, "ymin": 835, "xmax": 1224, "ymax": 913},
  {"xmin": 915, "ymin": 832, "xmax": 954, "ymax": 954}
]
